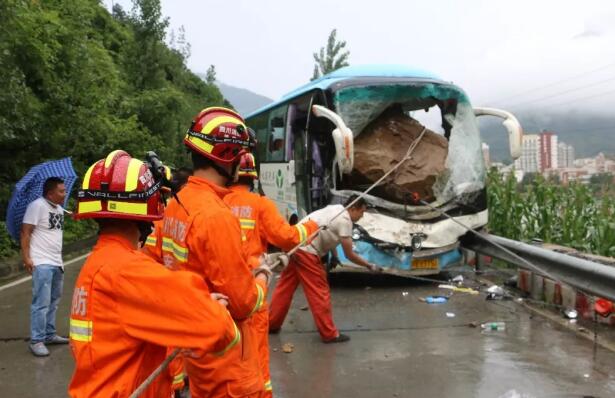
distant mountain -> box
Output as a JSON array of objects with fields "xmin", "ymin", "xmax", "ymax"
[
  {"xmin": 479, "ymin": 110, "xmax": 615, "ymax": 163},
  {"xmin": 195, "ymin": 73, "xmax": 273, "ymax": 116},
  {"xmin": 216, "ymin": 82, "xmax": 273, "ymax": 116}
]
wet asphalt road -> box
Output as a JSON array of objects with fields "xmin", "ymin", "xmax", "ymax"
[{"xmin": 1, "ymin": 258, "xmax": 615, "ymax": 398}]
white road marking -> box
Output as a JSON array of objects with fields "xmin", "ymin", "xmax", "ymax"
[{"xmin": 0, "ymin": 252, "xmax": 90, "ymax": 292}]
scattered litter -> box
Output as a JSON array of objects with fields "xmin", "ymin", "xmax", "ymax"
[
  {"xmin": 282, "ymin": 343, "xmax": 294, "ymax": 353},
  {"xmin": 578, "ymin": 327, "xmax": 589, "ymax": 333},
  {"xmin": 595, "ymin": 298, "xmax": 614, "ymax": 317},
  {"xmin": 438, "ymin": 284, "xmax": 479, "ymax": 295},
  {"xmin": 419, "ymin": 295, "xmax": 449, "ymax": 304},
  {"xmin": 446, "ymin": 312, "xmax": 456, "ymax": 318},
  {"xmin": 365, "ymin": 286, "xmax": 372, "ymax": 291},
  {"xmin": 300, "ymin": 305, "xmax": 309, "ymax": 311},
  {"xmin": 515, "ymin": 298, "xmax": 524, "ymax": 303},
  {"xmin": 452, "ymin": 275, "xmax": 464, "ymax": 284},
  {"xmin": 487, "ymin": 285, "xmax": 504, "ymax": 295},
  {"xmin": 569, "ymin": 319, "xmax": 577, "ymax": 324},
  {"xmin": 563, "ymin": 308, "xmax": 578, "ymax": 319},
  {"xmin": 481, "ymin": 321, "xmax": 506, "ymax": 331},
  {"xmin": 583, "ymin": 374, "xmax": 590, "ymax": 379},
  {"xmin": 402, "ymin": 292, "xmax": 409, "ymax": 297},
  {"xmin": 273, "ymin": 348, "xmax": 278, "ymax": 352},
  {"xmin": 504, "ymin": 275, "xmax": 518, "ymax": 288},
  {"xmin": 468, "ymin": 321, "xmax": 479, "ymax": 328},
  {"xmin": 485, "ymin": 285, "xmax": 505, "ymax": 301}
]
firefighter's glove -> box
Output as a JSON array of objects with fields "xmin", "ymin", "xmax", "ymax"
[
  {"xmin": 253, "ymin": 263, "xmax": 273, "ymax": 286},
  {"xmin": 264, "ymin": 252, "xmax": 290, "ymax": 272}
]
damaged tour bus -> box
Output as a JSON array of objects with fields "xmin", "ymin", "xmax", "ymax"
[{"xmin": 246, "ymin": 65, "xmax": 522, "ymax": 276}]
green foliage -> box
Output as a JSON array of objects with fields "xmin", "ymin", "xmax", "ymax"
[
  {"xmin": 311, "ymin": 29, "xmax": 350, "ymax": 81},
  {"xmin": 0, "ymin": 0, "xmax": 227, "ymax": 223},
  {"xmin": 487, "ymin": 169, "xmax": 615, "ymax": 257}
]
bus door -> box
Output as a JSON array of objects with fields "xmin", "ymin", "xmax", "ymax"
[
  {"xmin": 285, "ymin": 96, "xmax": 316, "ymax": 220},
  {"xmin": 256, "ymin": 104, "xmax": 298, "ymax": 221}
]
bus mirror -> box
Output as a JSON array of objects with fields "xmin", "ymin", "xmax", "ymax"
[
  {"xmin": 473, "ymin": 107, "xmax": 523, "ymax": 160},
  {"xmin": 312, "ymin": 105, "xmax": 355, "ymax": 174}
]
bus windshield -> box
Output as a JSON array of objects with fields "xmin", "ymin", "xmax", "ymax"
[{"xmin": 332, "ymin": 82, "xmax": 486, "ymax": 208}]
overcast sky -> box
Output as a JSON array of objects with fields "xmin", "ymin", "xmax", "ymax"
[{"xmin": 105, "ymin": 0, "xmax": 615, "ymax": 114}]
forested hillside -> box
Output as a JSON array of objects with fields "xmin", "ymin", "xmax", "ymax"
[{"xmin": 0, "ymin": 0, "xmax": 227, "ymax": 217}]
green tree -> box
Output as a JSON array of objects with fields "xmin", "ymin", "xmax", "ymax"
[
  {"xmin": 205, "ymin": 65, "xmax": 217, "ymax": 84},
  {"xmin": 311, "ymin": 29, "xmax": 350, "ymax": 80},
  {"xmin": 0, "ymin": 0, "xmax": 228, "ymax": 225}
]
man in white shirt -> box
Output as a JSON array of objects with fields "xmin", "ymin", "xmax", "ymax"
[
  {"xmin": 268, "ymin": 195, "xmax": 377, "ymax": 343},
  {"xmin": 21, "ymin": 177, "xmax": 68, "ymax": 357}
]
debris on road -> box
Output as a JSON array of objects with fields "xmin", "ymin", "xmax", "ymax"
[
  {"xmin": 487, "ymin": 285, "xmax": 504, "ymax": 295},
  {"xmin": 419, "ymin": 296, "xmax": 448, "ymax": 304},
  {"xmin": 563, "ymin": 308, "xmax": 578, "ymax": 319},
  {"xmin": 468, "ymin": 321, "xmax": 479, "ymax": 328},
  {"xmin": 446, "ymin": 312, "xmax": 456, "ymax": 318},
  {"xmin": 282, "ymin": 343, "xmax": 294, "ymax": 353},
  {"xmin": 452, "ymin": 275, "xmax": 464, "ymax": 285},
  {"xmin": 481, "ymin": 322, "xmax": 506, "ymax": 331},
  {"xmin": 438, "ymin": 284, "xmax": 479, "ymax": 295},
  {"xmin": 300, "ymin": 305, "xmax": 309, "ymax": 311},
  {"xmin": 402, "ymin": 292, "xmax": 409, "ymax": 297}
]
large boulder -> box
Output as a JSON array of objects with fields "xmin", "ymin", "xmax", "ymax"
[{"xmin": 350, "ymin": 107, "xmax": 449, "ymax": 203}]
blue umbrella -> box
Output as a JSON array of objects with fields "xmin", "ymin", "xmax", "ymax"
[{"xmin": 6, "ymin": 158, "xmax": 77, "ymax": 241}]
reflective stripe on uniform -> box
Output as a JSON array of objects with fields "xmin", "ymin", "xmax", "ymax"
[
  {"xmin": 264, "ymin": 380, "xmax": 273, "ymax": 391},
  {"xmin": 172, "ymin": 372, "xmax": 185, "ymax": 386},
  {"xmin": 248, "ymin": 283, "xmax": 265, "ymax": 316},
  {"xmin": 239, "ymin": 218, "xmax": 256, "ymax": 230},
  {"xmin": 145, "ymin": 236, "xmax": 157, "ymax": 247},
  {"xmin": 295, "ymin": 224, "xmax": 308, "ymax": 243},
  {"xmin": 214, "ymin": 322, "xmax": 241, "ymax": 356},
  {"xmin": 70, "ymin": 318, "xmax": 93, "ymax": 342},
  {"xmin": 162, "ymin": 237, "xmax": 188, "ymax": 262}
]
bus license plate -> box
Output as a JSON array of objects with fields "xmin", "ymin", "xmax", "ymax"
[{"xmin": 412, "ymin": 258, "xmax": 438, "ymax": 270}]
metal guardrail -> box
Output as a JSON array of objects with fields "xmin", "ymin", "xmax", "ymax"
[{"xmin": 461, "ymin": 233, "xmax": 615, "ymax": 303}]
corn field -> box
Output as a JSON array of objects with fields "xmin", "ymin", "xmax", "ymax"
[{"xmin": 487, "ymin": 170, "xmax": 615, "ymax": 257}]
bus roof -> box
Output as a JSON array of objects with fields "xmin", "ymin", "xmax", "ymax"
[{"xmin": 244, "ymin": 64, "xmax": 443, "ymax": 119}]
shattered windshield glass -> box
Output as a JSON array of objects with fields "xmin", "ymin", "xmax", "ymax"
[{"xmin": 332, "ymin": 83, "xmax": 486, "ymax": 208}]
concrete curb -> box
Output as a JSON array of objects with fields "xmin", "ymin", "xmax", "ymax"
[{"xmin": 517, "ymin": 268, "xmax": 615, "ymax": 326}]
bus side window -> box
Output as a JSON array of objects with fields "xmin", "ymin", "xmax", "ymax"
[{"xmin": 267, "ymin": 106, "xmax": 287, "ymax": 162}]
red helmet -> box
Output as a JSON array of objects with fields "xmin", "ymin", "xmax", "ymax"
[
  {"xmin": 237, "ymin": 153, "xmax": 258, "ymax": 179},
  {"xmin": 74, "ymin": 150, "xmax": 164, "ymax": 221},
  {"xmin": 184, "ymin": 107, "xmax": 250, "ymax": 164}
]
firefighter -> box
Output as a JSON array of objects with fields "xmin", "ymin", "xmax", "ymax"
[
  {"xmin": 68, "ymin": 150, "xmax": 238, "ymax": 398},
  {"xmin": 145, "ymin": 107, "xmax": 272, "ymax": 398},
  {"xmin": 268, "ymin": 195, "xmax": 378, "ymax": 343},
  {"xmin": 223, "ymin": 152, "xmax": 320, "ymax": 396}
]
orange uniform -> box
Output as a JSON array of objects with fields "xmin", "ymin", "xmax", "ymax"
[
  {"xmin": 142, "ymin": 222, "xmax": 186, "ymax": 397},
  {"xmin": 68, "ymin": 234, "xmax": 238, "ymax": 398},
  {"xmin": 146, "ymin": 176, "xmax": 268, "ymax": 398},
  {"xmin": 223, "ymin": 184, "xmax": 319, "ymax": 396}
]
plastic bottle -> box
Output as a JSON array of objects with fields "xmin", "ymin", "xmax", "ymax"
[
  {"xmin": 425, "ymin": 296, "xmax": 448, "ymax": 304},
  {"xmin": 480, "ymin": 322, "xmax": 506, "ymax": 331}
]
